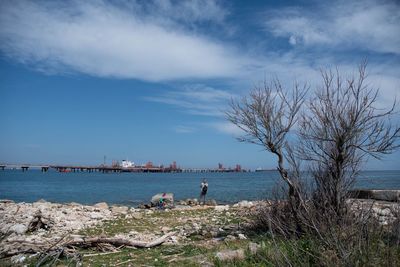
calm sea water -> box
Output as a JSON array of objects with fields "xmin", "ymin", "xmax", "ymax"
[{"xmin": 0, "ymin": 170, "xmax": 399, "ymax": 206}]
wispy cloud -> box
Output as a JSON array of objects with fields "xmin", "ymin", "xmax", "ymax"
[
  {"xmin": 0, "ymin": 0, "xmax": 253, "ymax": 81},
  {"xmin": 173, "ymin": 125, "xmax": 196, "ymax": 134},
  {"xmin": 264, "ymin": 0, "xmax": 400, "ymax": 54},
  {"xmin": 207, "ymin": 121, "xmax": 243, "ymax": 136},
  {"xmin": 145, "ymin": 84, "xmax": 237, "ymax": 117}
]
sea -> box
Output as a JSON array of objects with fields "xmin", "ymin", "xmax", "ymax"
[{"xmin": 0, "ymin": 170, "xmax": 399, "ymax": 206}]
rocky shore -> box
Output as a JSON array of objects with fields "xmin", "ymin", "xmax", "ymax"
[
  {"xmin": 0, "ymin": 196, "xmax": 398, "ymax": 266},
  {"xmin": 0, "ymin": 198, "xmax": 258, "ymax": 265}
]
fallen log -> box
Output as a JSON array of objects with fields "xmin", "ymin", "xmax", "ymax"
[
  {"xmin": 63, "ymin": 232, "xmax": 176, "ymax": 248},
  {"xmin": 0, "ymin": 232, "xmax": 176, "ymax": 259}
]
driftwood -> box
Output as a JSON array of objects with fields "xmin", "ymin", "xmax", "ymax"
[
  {"xmin": 64, "ymin": 232, "xmax": 176, "ymax": 248},
  {"xmin": 0, "ymin": 232, "xmax": 176, "ymax": 259}
]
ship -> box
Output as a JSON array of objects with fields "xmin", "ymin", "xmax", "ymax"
[{"xmin": 121, "ymin": 160, "xmax": 135, "ymax": 169}]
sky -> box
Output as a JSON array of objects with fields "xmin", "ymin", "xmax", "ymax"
[{"xmin": 0, "ymin": 0, "xmax": 399, "ymax": 170}]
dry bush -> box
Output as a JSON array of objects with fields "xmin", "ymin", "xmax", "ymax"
[{"xmin": 227, "ymin": 62, "xmax": 400, "ymax": 266}]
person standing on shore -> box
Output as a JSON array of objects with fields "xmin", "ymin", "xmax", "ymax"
[{"xmin": 200, "ymin": 179, "xmax": 208, "ymax": 205}]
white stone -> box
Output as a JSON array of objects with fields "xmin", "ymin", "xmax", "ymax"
[
  {"xmin": 111, "ymin": 206, "xmax": 129, "ymax": 214},
  {"xmin": 9, "ymin": 224, "xmax": 27, "ymax": 235},
  {"xmin": 93, "ymin": 202, "xmax": 109, "ymax": 210},
  {"xmin": 238, "ymin": 233, "xmax": 247, "ymax": 240},
  {"xmin": 11, "ymin": 254, "xmax": 26, "ymax": 264},
  {"xmin": 214, "ymin": 205, "xmax": 229, "ymax": 212},
  {"xmin": 248, "ymin": 242, "xmax": 260, "ymax": 255},
  {"xmin": 132, "ymin": 212, "xmax": 143, "ymax": 219},
  {"xmin": 89, "ymin": 212, "xmax": 103, "ymax": 219},
  {"xmin": 216, "ymin": 249, "xmax": 245, "ymax": 261},
  {"xmin": 233, "ymin": 200, "xmax": 254, "ymax": 208}
]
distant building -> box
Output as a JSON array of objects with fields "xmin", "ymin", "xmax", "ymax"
[
  {"xmin": 145, "ymin": 161, "xmax": 153, "ymax": 168},
  {"xmin": 170, "ymin": 161, "xmax": 177, "ymax": 170},
  {"xmin": 121, "ymin": 160, "xmax": 135, "ymax": 168},
  {"xmin": 235, "ymin": 164, "xmax": 241, "ymax": 172}
]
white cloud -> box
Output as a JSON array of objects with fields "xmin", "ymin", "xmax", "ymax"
[
  {"xmin": 0, "ymin": 0, "xmax": 252, "ymax": 81},
  {"xmin": 144, "ymin": 0, "xmax": 229, "ymax": 25},
  {"xmin": 145, "ymin": 84, "xmax": 237, "ymax": 116},
  {"xmin": 265, "ymin": 0, "xmax": 400, "ymax": 54}
]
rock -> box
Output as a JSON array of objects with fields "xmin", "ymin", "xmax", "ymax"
[
  {"xmin": 206, "ymin": 199, "xmax": 217, "ymax": 206},
  {"xmin": 178, "ymin": 200, "xmax": 187, "ymax": 205},
  {"xmin": 248, "ymin": 242, "xmax": 260, "ymax": 255},
  {"xmin": 131, "ymin": 212, "xmax": 143, "ymax": 219},
  {"xmin": 137, "ymin": 203, "xmax": 152, "ymax": 209},
  {"xmin": 32, "ymin": 200, "xmax": 51, "ymax": 209},
  {"xmin": 111, "ymin": 206, "xmax": 129, "ymax": 215},
  {"xmin": 0, "ymin": 199, "xmax": 14, "ymax": 204},
  {"xmin": 161, "ymin": 226, "xmax": 171, "ymax": 233},
  {"xmin": 9, "ymin": 224, "xmax": 27, "ymax": 235},
  {"xmin": 210, "ymin": 230, "xmax": 219, "ymax": 237},
  {"xmin": 185, "ymin": 198, "xmax": 199, "ymax": 206},
  {"xmin": 192, "ymin": 223, "xmax": 200, "ymax": 231},
  {"xmin": 186, "ymin": 198, "xmax": 199, "ymax": 206},
  {"xmin": 349, "ymin": 189, "xmax": 400, "ymax": 202},
  {"xmin": 238, "ymin": 233, "xmax": 247, "ymax": 240},
  {"xmin": 151, "ymin": 193, "xmax": 174, "ymax": 207},
  {"xmin": 89, "ymin": 212, "xmax": 103, "ymax": 219},
  {"xmin": 216, "ymin": 249, "xmax": 245, "ymax": 261},
  {"xmin": 93, "ymin": 202, "xmax": 109, "ymax": 210},
  {"xmin": 170, "ymin": 235, "xmax": 179, "ymax": 243},
  {"xmin": 214, "ymin": 205, "xmax": 229, "ymax": 212},
  {"xmin": 233, "ymin": 200, "xmax": 254, "ymax": 208},
  {"xmin": 377, "ymin": 208, "xmax": 392, "ymax": 217},
  {"xmin": 11, "ymin": 254, "xmax": 26, "ymax": 264},
  {"xmin": 225, "ymin": 235, "xmax": 236, "ymax": 241}
]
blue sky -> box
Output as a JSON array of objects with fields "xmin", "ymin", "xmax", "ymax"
[{"xmin": 0, "ymin": 0, "xmax": 399, "ymax": 170}]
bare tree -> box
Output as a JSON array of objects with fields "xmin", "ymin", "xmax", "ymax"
[
  {"xmin": 226, "ymin": 79, "xmax": 308, "ymax": 213},
  {"xmin": 299, "ymin": 62, "xmax": 400, "ymax": 221},
  {"xmin": 227, "ymin": 63, "xmax": 400, "ymax": 265},
  {"xmin": 227, "ymin": 63, "xmax": 400, "ymax": 239}
]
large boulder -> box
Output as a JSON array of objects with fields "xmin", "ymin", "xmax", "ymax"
[{"xmin": 151, "ymin": 193, "xmax": 174, "ymax": 207}]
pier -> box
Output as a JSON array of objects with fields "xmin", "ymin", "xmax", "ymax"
[
  {"xmin": 0, "ymin": 163, "xmax": 247, "ymax": 173},
  {"xmin": 0, "ymin": 164, "xmax": 185, "ymax": 173},
  {"xmin": 0, "ymin": 164, "xmax": 50, "ymax": 172}
]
